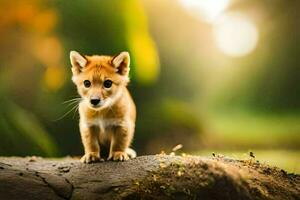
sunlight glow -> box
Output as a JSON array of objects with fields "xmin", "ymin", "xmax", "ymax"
[
  {"xmin": 178, "ymin": 0, "xmax": 230, "ymax": 22},
  {"xmin": 213, "ymin": 13, "xmax": 259, "ymax": 57}
]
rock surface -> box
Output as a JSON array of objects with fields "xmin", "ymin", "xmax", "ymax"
[{"xmin": 0, "ymin": 155, "xmax": 299, "ymax": 200}]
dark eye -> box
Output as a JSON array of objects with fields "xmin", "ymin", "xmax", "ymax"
[
  {"xmin": 83, "ymin": 80, "xmax": 91, "ymax": 88},
  {"xmin": 103, "ymin": 80, "xmax": 112, "ymax": 88}
]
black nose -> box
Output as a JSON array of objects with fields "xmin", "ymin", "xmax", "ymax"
[{"xmin": 90, "ymin": 98, "xmax": 100, "ymax": 106}]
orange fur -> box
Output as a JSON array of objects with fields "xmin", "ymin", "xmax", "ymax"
[{"xmin": 70, "ymin": 51, "xmax": 136, "ymax": 163}]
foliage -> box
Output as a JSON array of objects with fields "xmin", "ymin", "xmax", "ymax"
[{"xmin": 0, "ymin": 100, "xmax": 58, "ymax": 156}]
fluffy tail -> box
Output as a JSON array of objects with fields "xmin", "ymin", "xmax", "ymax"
[{"xmin": 126, "ymin": 148, "xmax": 137, "ymax": 158}]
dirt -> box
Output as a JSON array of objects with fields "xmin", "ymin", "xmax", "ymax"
[{"xmin": 121, "ymin": 156, "xmax": 299, "ymax": 199}]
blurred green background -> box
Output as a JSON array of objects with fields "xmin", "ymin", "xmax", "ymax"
[{"xmin": 0, "ymin": 0, "xmax": 299, "ymax": 173}]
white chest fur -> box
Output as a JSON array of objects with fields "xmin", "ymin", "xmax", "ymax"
[{"xmin": 85, "ymin": 117, "xmax": 125, "ymax": 133}]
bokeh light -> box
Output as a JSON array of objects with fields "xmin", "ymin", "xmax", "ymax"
[
  {"xmin": 178, "ymin": 0, "xmax": 230, "ymax": 22},
  {"xmin": 213, "ymin": 13, "xmax": 259, "ymax": 57},
  {"xmin": 43, "ymin": 66, "xmax": 66, "ymax": 91},
  {"xmin": 122, "ymin": 0, "xmax": 160, "ymax": 85},
  {"xmin": 32, "ymin": 36, "xmax": 63, "ymax": 66}
]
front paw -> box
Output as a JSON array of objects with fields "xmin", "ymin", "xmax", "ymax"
[
  {"xmin": 109, "ymin": 151, "xmax": 129, "ymax": 161},
  {"xmin": 80, "ymin": 152, "xmax": 100, "ymax": 163}
]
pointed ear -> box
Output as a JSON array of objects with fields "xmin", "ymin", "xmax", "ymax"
[
  {"xmin": 112, "ymin": 51, "xmax": 130, "ymax": 76},
  {"xmin": 70, "ymin": 51, "xmax": 87, "ymax": 74}
]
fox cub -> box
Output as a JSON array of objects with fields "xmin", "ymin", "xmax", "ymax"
[{"xmin": 70, "ymin": 51, "xmax": 136, "ymax": 163}]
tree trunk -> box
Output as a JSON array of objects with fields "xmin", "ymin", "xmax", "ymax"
[{"xmin": 0, "ymin": 155, "xmax": 299, "ymax": 200}]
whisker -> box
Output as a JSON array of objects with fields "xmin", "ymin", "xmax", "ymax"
[
  {"xmin": 73, "ymin": 105, "xmax": 79, "ymax": 119},
  {"xmin": 65, "ymin": 100, "xmax": 80, "ymax": 108},
  {"xmin": 53, "ymin": 103, "xmax": 80, "ymax": 122},
  {"xmin": 62, "ymin": 97, "xmax": 82, "ymax": 104}
]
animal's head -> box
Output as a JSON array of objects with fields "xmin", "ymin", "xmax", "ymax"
[{"xmin": 70, "ymin": 51, "xmax": 130, "ymax": 110}]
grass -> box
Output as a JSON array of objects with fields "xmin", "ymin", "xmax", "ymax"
[
  {"xmin": 205, "ymin": 112, "xmax": 300, "ymax": 149},
  {"xmin": 196, "ymin": 111, "xmax": 300, "ymax": 173},
  {"xmin": 197, "ymin": 149, "xmax": 300, "ymax": 174}
]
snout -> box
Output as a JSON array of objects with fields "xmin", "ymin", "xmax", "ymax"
[{"xmin": 90, "ymin": 96, "xmax": 101, "ymax": 106}]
